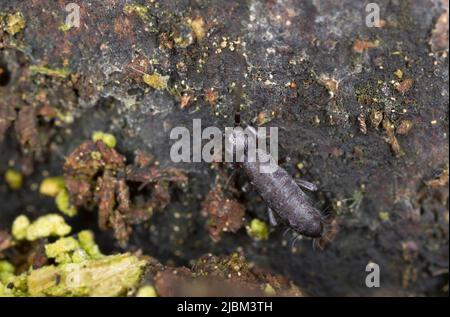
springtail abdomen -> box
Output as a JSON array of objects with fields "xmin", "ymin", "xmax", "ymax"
[{"xmin": 226, "ymin": 126, "xmax": 324, "ymax": 238}]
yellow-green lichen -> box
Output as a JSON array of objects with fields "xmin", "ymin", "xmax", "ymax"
[
  {"xmin": 5, "ymin": 12, "xmax": 26, "ymax": 35},
  {"xmin": 77, "ymin": 230, "xmax": 103, "ymax": 260},
  {"xmin": 90, "ymin": 151, "xmax": 102, "ymax": 160},
  {"xmin": 45, "ymin": 231, "xmax": 103, "ymax": 264},
  {"xmin": 264, "ymin": 283, "xmax": 276, "ymax": 296},
  {"xmin": 5, "ymin": 169, "xmax": 23, "ymax": 190},
  {"xmin": 11, "ymin": 215, "xmax": 30, "ymax": 240},
  {"xmin": 55, "ymin": 188, "xmax": 77, "ymax": 217},
  {"xmin": 29, "ymin": 65, "xmax": 71, "ymax": 79},
  {"xmin": 0, "ymin": 260, "xmax": 15, "ymax": 285},
  {"xmin": 247, "ymin": 219, "xmax": 269, "ymax": 241},
  {"xmin": 12, "ymin": 214, "xmax": 71, "ymax": 241},
  {"xmin": 58, "ymin": 23, "xmax": 72, "ymax": 32},
  {"xmin": 0, "ymin": 262, "xmax": 26, "ymax": 296},
  {"xmin": 0, "ymin": 281, "xmax": 14, "ymax": 297},
  {"xmin": 45, "ymin": 237, "xmax": 81, "ymax": 264},
  {"xmin": 188, "ymin": 17, "xmax": 206, "ymax": 41},
  {"xmin": 136, "ymin": 285, "xmax": 158, "ymax": 297},
  {"xmin": 2, "ymin": 228, "xmax": 143, "ymax": 297},
  {"xmin": 143, "ymin": 72, "xmax": 169, "ymax": 90},
  {"xmin": 379, "ymin": 211, "xmax": 390, "ymax": 222},
  {"xmin": 27, "ymin": 254, "xmax": 147, "ymax": 297},
  {"xmin": 92, "ymin": 131, "xmax": 117, "ymax": 148},
  {"xmin": 123, "ymin": 4, "xmax": 150, "ymax": 23},
  {"xmin": 39, "ymin": 176, "xmax": 65, "ymax": 197}
]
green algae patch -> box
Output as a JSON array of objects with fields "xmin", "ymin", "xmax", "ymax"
[
  {"xmin": 29, "ymin": 65, "xmax": 71, "ymax": 79},
  {"xmin": 12, "ymin": 214, "xmax": 71, "ymax": 241},
  {"xmin": 27, "ymin": 253, "xmax": 147, "ymax": 296}
]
